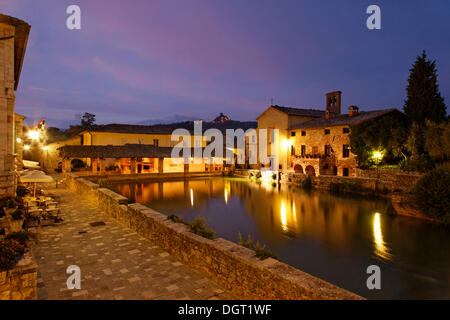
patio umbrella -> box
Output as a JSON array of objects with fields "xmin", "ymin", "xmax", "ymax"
[
  {"xmin": 23, "ymin": 160, "xmax": 40, "ymax": 169},
  {"xmin": 20, "ymin": 171, "xmax": 54, "ymax": 197}
]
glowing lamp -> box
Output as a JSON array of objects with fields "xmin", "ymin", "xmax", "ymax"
[
  {"xmin": 16, "ymin": 138, "xmax": 22, "ymax": 143},
  {"xmin": 24, "ymin": 145, "xmax": 30, "ymax": 150},
  {"xmin": 28, "ymin": 130, "xmax": 40, "ymax": 140}
]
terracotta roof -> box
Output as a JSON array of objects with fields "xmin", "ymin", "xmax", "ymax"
[
  {"xmin": 0, "ymin": 14, "xmax": 31, "ymax": 90},
  {"xmin": 271, "ymin": 106, "xmax": 325, "ymax": 117},
  {"xmin": 58, "ymin": 144, "xmax": 229, "ymax": 159},
  {"xmin": 289, "ymin": 108, "xmax": 400, "ymax": 129},
  {"xmin": 58, "ymin": 144, "xmax": 174, "ymax": 158}
]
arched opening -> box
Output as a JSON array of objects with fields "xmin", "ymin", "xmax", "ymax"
[
  {"xmin": 305, "ymin": 165, "xmax": 316, "ymax": 176},
  {"xmin": 71, "ymin": 158, "xmax": 85, "ymax": 169},
  {"xmin": 294, "ymin": 164, "xmax": 303, "ymax": 174}
]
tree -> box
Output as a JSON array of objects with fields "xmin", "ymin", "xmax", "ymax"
[
  {"xmin": 424, "ymin": 120, "xmax": 446, "ymax": 164},
  {"xmin": 350, "ymin": 111, "xmax": 408, "ymax": 168},
  {"xmin": 403, "ymin": 51, "xmax": 447, "ymax": 126},
  {"xmin": 80, "ymin": 112, "xmax": 96, "ymax": 132}
]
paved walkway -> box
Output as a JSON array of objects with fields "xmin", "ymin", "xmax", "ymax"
[{"xmin": 31, "ymin": 187, "xmax": 235, "ymax": 300}]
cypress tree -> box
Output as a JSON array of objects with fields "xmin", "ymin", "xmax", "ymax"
[{"xmin": 403, "ymin": 51, "xmax": 447, "ymax": 126}]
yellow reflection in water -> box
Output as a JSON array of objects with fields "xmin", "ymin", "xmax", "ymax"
[
  {"xmin": 373, "ymin": 212, "xmax": 391, "ymax": 260},
  {"xmin": 190, "ymin": 188, "xmax": 194, "ymax": 207},
  {"xmin": 281, "ymin": 201, "xmax": 288, "ymax": 231},
  {"xmin": 224, "ymin": 184, "xmax": 231, "ymax": 204}
]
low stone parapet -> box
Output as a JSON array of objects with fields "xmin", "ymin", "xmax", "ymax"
[
  {"xmin": 0, "ymin": 252, "xmax": 38, "ymax": 300},
  {"xmin": 64, "ymin": 173, "xmax": 363, "ymax": 300}
]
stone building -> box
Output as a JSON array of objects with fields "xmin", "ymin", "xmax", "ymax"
[
  {"xmin": 0, "ymin": 14, "xmax": 30, "ymax": 196},
  {"xmin": 257, "ymin": 91, "xmax": 401, "ymax": 176},
  {"xmin": 38, "ymin": 115, "xmax": 257, "ymax": 175}
]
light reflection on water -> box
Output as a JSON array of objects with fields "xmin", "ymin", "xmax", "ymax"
[{"xmin": 112, "ymin": 177, "xmax": 450, "ymax": 299}]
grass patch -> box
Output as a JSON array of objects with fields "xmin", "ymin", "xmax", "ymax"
[
  {"xmin": 98, "ymin": 179, "xmax": 111, "ymax": 188},
  {"xmin": 238, "ymin": 232, "xmax": 281, "ymax": 261},
  {"xmin": 188, "ymin": 217, "xmax": 216, "ymax": 240},
  {"xmin": 167, "ymin": 214, "xmax": 186, "ymax": 224}
]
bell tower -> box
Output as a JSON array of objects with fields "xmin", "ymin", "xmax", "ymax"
[{"xmin": 326, "ymin": 91, "xmax": 342, "ymax": 115}]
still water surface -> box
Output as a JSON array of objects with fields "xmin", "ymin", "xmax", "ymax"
[{"xmin": 111, "ymin": 178, "xmax": 450, "ymax": 299}]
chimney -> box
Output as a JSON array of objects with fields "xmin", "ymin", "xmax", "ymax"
[
  {"xmin": 326, "ymin": 91, "xmax": 342, "ymax": 115},
  {"xmin": 348, "ymin": 106, "xmax": 359, "ymax": 117}
]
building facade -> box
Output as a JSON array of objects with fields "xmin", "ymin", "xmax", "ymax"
[
  {"xmin": 257, "ymin": 91, "xmax": 401, "ymax": 177},
  {"xmin": 0, "ymin": 14, "xmax": 30, "ymax": 196}
]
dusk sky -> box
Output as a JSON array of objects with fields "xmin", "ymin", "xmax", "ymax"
[{"xmin": 2, "ymin": 0, "xmax": 450, "ymax": 128}]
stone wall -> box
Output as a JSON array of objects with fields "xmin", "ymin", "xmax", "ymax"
[
  {"xmin": 0, "ymin": 22, "xmax": 16, "ymax": 197},
  {"xmin": 0, "ymin": 252, "xmax": 38, "ymax": 300},
  {"xmin": 281, "ymin": 170, "xmax": 421, "ymax": 194},
  {"xmin": 64, "ymin": 173, "xmax": 363, "ymax": 300}
]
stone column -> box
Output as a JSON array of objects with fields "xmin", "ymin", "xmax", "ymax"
[
  {"xmin": 91, "ymin": 158, "xmax": 98, "ymax": 175},
  {"xmin": 130, "ymin": 158, "xmax": 137, "ymax": 174},
  {"xmin": 158, "ymin": 158, "xmax": 164, "ymax": 174},
  {"xmin": 184, "ymin": 163, "xmax": 189, "ymax": 175},
  {"xmin": 99, "ymin": 158, "xmax": 106, "ymax": 176},
  {"xmin": 0, "ymin": 24, "xmax": 17, "ymax": 196},
  {"xmin": 62, "ymin": 158, "xmax": 71, "ymax": 177}
]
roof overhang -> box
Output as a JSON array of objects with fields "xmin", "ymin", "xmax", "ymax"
[{"xmin": 0, "ymin": 14, "xmax": 31, "ymax": 90}]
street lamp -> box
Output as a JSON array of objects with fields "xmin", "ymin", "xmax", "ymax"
[{"xmin": 28, "ymin": 130, "xmax": 40, "ymax": 140}]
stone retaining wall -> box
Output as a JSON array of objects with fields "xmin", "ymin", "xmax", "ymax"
[
  {"xmin": 0, "ymin": 252, "xmax": 38, "ymax": 300},
  {"xmin": 64, "ymin": 173, "xmax": 363, "ymax": 300},
  {"xmin": 280, "ymin": 171, "xmax": 421, "ymax": 194}
]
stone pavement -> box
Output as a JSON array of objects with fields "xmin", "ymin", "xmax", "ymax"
[{"xmin": 30, "ymin": 187, "xmax": 235, "ymax": 300}]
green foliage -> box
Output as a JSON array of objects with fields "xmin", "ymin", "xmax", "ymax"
[
  {"xmin": 188, "ymin": 217, "xmax": 216, "ymax": 240},
  {"xmin": 80, "ymin": 112, "xmax": 96, "ymax": 132},
  {"xmin": 10, "ymin": 209, "xmax": 24, "ymax": 221},
  {"xmin": 238, "ymin": 232, "xmax": 253, "ymax": 249},
  {"xmin": 5, "ymin": 231, "xmax": 35, "ymax": 245},
  {"xmin": 167, "ymin": 214, "xmax": 186, "ymax": 224},
  {"xmin": 399, "ymin": 154, "xmax": 434, "ymax": 172},
  {"xmin": 46, "ymin": 127, "xmax": 68, "ymax": 142},
  {"xmin": 16, "ymin": 185, "xmax": 30, "ymax": 197},
  {"xmin": 413, "ymin": 169, "xmax": 450, "ymax": 224},
  {"xmin": 350, "ymin": 111, "xmax": 408, "ymax": 168},
  {"xmin": 403, "ymin": 51, "xmax": 447, "ymax": 126},
  {"xmin": 98, "ymin": 179, "xmax": 111, "ymax": 188},
  {"xmin": 0, "ymin": 238, "xmax": 26, "ymax": 271},
  {"xmin": 238, "ymin": 232, "xmax": 281, "ymax": 261}
]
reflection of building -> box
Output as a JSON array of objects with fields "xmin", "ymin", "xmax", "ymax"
[
  {"xmin": 0, "ymin": 14, "xmax": 30, "ymax": 196},
  {"xmin": 257, "ymin": 91, "xmax": 402, "ymax": 176}
]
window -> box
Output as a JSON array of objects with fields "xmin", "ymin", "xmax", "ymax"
[
  {"xmin": 343, "ymin": 127, "xmax": 350, "ymax": 134},
  {"xmin": 324, "ymin": 129, "xmax": 330, "ymax": 135},
  {"xmin": 153, "ymin": 139, "xmax": 159, "ymax": 147},
  {"xmin": 80, "ymin": 135, "xmax": 84, "ymax": 145},
  {"xmin": 291, "ymin": 131, "xmax": 296, "ymax": 137},
  {"xmin": 343, "ymin": 168, "xmax": 349, "ymax": 176},
  {"xmin": 291, "ymin": 145, "xmax": 295, "ymax": 156},
  {"xmin": 301, "ymin": 131, "xmax": 306, "ymax": 136},
  {"xmin": 324, "ymin": 145, "xmax": 332, "ymax": 157},
  {"xmin": 301, "ymin": 145, "xmax": 306, "ymax": 157},
  {"xmin": 312, "ymin": 146, "xmax": 318, "ymax": 155},
  {"xmin": 343, "ymin": 144, "xmax": 350, "ymax": 158}
]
